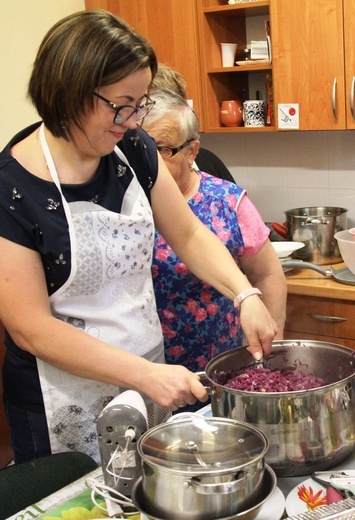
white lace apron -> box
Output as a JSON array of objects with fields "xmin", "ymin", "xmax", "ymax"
[{"xmin": 36, "ymin": 124, "xmax": 167, "ymax": 462}]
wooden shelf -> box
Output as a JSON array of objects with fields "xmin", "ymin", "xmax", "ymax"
[
  {"xmin": 205, "ymin": 125, "xmax": 275, "ymax": 133},
  {"xmin": 202, "ymin": 1, "xmax": 269, "ymax": 15},
  {"xmin": 208, "ymin": 64, "xmax": 272, "ymax": 73}
]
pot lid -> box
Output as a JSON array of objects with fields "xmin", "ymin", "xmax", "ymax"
[{"xmin": 137, "ymin": 416, "xmax": 267, "ymax": 474}]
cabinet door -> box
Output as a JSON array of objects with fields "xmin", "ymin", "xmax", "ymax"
[
  {"xmin": 85, "ymin": 0, "xmax": 204, "ymax": 127},
  {"xmin": 271, "ymin": 0, "xmax": 346, "ymax": 130},
  {"xmin": 343, "ymin": 0, "xmax": 355, "ymax": 129}
]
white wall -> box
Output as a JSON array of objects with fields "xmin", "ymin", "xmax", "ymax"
[
  {"xmin": 200, "ymin": 130, "xmax": 355, "ymax": 227},
  {"xmin": 0, "ymin": 0, "xmax": 85, "ymax": 146},
  {"xmin": 1, "ymin": 2, "xmax": 354, "ymax": 228}
]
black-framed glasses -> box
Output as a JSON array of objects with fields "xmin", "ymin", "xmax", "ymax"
[
  {"xmin": 157, "ymin": 139, "xmax": 194, "ymax": 159},
  {"xmin": 94, "ymin": 92, "xmax": 155, "ymax": 124}
]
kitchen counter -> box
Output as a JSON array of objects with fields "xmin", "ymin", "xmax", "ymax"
[{"xmin": 285, "ymin": 262, "xmax": 355, "ymax": 301}]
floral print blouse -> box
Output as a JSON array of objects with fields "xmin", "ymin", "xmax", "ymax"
[{"xmin": 152, "ymin": 171, "xmax": 268, "ymax": 374}]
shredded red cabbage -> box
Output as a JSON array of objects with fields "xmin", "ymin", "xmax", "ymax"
[{"xmin": 212, "ymin": 367, "xmax": 326, "ymax": 392}]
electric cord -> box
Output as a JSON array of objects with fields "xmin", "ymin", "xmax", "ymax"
[
  {"xmin": 86, "ymin": 476, "xmax": 138, "ymax": 517},
  {"xmin": 86, "ymin": 427, "xmax": 139, "ymax": 518},
  {"xmin": 106, "ymin": 428, "xmax": 136, "ymax": 487}
]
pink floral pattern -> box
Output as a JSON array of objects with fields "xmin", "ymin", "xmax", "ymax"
[{"xmin": 152, "ymin": 172, "xmax": 245, "ymax": 377}]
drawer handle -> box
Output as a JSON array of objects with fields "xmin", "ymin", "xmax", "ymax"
[{"xmin": 309, "ymin": 313, "xmax": 347, "ymax": 323}]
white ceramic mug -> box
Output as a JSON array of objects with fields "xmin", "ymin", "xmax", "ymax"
[
  {"xmin": 220, "ymin": 43, "xmax": 237, "ymax": 67},
  {"xmin": 243, "ymin": 100, "xmax": 266, "ymax": 127}
]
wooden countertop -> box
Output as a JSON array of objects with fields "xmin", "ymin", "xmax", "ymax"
[{"xmin": 286, "ymin": 261, "xmax": 355, "ymax": 301}]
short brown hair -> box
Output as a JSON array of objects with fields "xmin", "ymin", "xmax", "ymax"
[{"xmin": 28, "ymin": 9, "xmax": 157, "ymax": 139}]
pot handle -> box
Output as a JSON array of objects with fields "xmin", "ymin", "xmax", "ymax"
[
  {"xmin": 281, "ymin": 260, "xmax": 329, "ymax": 276},
  {"xmin": 195, "ymin": 371, "xmax": 214, "ymax": 397},
  {"xmin": 271, "ymin": 222, "xmax": 287, "ymax": 239},
  {"xmin": 304, "ymin": 216, "xmax": 329, "ymax": 226},
  {"xmin": 189, "ymin": 471, "xmax": 247, "ymax": 495}
]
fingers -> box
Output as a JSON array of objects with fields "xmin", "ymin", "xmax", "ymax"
[
  {"xmin": 145, "ymin": 364, "xmax": 208, "ymax": 412},
  {"xmin": 240, "ymin": 298, "xmax": 278, "ymax": 360}
]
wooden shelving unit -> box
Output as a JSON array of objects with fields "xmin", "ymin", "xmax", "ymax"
[{"xmin": 197, "ymin": 0, "xmax": 273, "ymax": 132}]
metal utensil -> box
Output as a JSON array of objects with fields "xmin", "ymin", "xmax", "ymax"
[
  {"xmin": 281, "ymin": 260, "xmax": 355, "ymax": 286},
  {"xmin": 331, "ymin": 477, "xmax": 355, "ymax": 497},
  {"xmin": 312, "ymin": 471, "xmax": 352, "ymax": 487},
  {"xmin": 284, "ymin": 497, "xmax": 355, "ymax": 519}
]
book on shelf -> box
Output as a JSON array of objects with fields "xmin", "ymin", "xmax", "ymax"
[{"xmin": 266, "ymin": 72, "xmax": 274, "ymax": 126}]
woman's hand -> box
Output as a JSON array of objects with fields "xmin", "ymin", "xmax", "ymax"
[
  {"xmin": 140, "ymin": 363, "xmax": 208, "ymax": 411},
  {"xmin": 239, "ymin": 294, "xmax": 278, "ymax": 360}
]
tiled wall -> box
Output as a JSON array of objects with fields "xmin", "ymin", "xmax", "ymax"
[{"xmin": 200, "ymin": 130, "xmax": 355, "ymax": 228}]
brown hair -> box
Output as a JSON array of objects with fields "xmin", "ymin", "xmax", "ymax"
[
  {"xmin": 150, "ymin": 63, "xmax": 187, "ymax": 99},
  {"xmin": 28, "ymin": 9, "xmax": 157, "ymax": 139}
]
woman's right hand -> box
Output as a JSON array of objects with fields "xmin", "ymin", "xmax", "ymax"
[
  {"xmin": 140, "ymin": 362, "xmax": 208, "ymax": 411},
  {"xmin": 239, "ymin": 294, "xmax": 278, "ymax": 360}
]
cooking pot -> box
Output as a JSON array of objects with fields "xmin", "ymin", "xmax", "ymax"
[
  {"xmin": 203, "ymin": 340, "xmax": 355, "ymax": 477},
  {"xmin": 137, "ymin": 416, "xmax": 268, "ymax": 520},
  {"xmin": 284, "ymin": 207, "xmax": 348, "ymax": 265}
]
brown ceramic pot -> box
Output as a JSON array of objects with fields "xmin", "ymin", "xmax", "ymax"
[{"xmin": 220, "ymin": 100, "xmax": 243, "ymax": 127}]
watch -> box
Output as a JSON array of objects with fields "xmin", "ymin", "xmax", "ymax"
[{"xmin": 233, "ymin": 288, "xmax": 262, "ymax": 309}]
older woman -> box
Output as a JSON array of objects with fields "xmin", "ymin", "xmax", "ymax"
[{"xmin": 144, "ymin": 88, "xmax": 287, "ymax": 393}]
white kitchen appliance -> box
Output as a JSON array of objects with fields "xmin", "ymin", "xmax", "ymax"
[{"xmin": 97, "ymin": 390, "xmax": 148, "ymax": 498}]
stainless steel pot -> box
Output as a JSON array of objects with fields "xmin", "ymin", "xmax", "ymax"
[
  {"xmin": 203, "ymin": 340, "xmax": 355, "ymax": 477},
  {"xmin": 137, "ymin": 416, "xmax": 268, "ymax": 520},
  {"xmin": 285, "ymin": 206, "xmax": 348, "ymax": 265}
]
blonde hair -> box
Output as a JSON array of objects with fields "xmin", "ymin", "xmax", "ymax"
[{"xmin": 149, "ymin": 63, "xmax": 187, "ymax": 99}]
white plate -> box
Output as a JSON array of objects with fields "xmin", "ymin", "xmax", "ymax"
[
  {"xmin": 254, "ymin": 487, "xmax": 285, "ymax": 520},
  {"xmin": 272, "ymin": 241, "xmax": 305, "ymax": 258},
  {"xmin": 285, "ymin": 477, "xmax": 328, "ymax": 517}
]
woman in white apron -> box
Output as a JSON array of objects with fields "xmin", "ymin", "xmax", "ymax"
[{"xmin": 0, "ymin": 10, "xmax": 278, "ymax": 464}]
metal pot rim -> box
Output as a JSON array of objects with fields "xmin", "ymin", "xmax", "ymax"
[
  {"xmin": 284, "ymin": 206, "xmax": 348, "ymax": 216},
  {"xmin": 204, "ymin": 341, "xmax": 355, "ymax": 396}
]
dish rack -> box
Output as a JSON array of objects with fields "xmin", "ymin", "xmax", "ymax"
[{"xmin": 285, "ymin": 497, "xmax": 355, "ymax": 519}]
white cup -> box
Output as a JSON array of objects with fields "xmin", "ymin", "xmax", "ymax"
[
  {"xmin": 220, "ymin": 43, "xmax": 237, "ymax": 67},
  {"xmin": 243, "ymin": 100, "xmax": 266, "ymax": 127}
]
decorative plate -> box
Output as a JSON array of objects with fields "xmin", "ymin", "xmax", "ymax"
[{"xmin": 285, "ymin": 477, "xmax": 328, "ymax": 517}]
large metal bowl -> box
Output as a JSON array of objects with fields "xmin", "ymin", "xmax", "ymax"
[
  {"xmin": 204, "ymin": 340, "xmax": 355, "ymax": 477},
  {"xmin": 132, "ymin": 465, "xmax": 276, "ymax": 520}
]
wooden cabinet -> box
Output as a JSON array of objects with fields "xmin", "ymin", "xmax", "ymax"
[
  {"xmin": 86, "ymin": 0, "xmax": 355, "ymax": 133},
  {"xmin": 196, "ymin": 0, "xmax": 274, "ymax": 133},
  {"xmin": 271, "ymin": 0, "xmax": 355, "ymax": 130},
  {"xmin": 285, "ymin": 294, "xmax": 355, "ymax": 350},
  {"xmin": 343, "ymin": 0, "xmax": 355, "ymax": 129},
  {"xmin": 85, "ymin": 0, "xmax": 204, "ymax": 127}
]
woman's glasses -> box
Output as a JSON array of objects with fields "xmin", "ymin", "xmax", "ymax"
[
  {"xmin": 94, "ymin": 93, "xmax": 155, "ymax": 124},
  {"xmin": 157, "ymin": 139, "xmax": 194, "ymax": 159}
]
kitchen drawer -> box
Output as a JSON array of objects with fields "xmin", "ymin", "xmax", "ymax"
[
  {"xmin": 284, "ymin": 330, "xmax": 355, "ymax": 351},
  {"xmin": 285, "ymin": 294, "xmax": 355, "ymax": 341}
]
